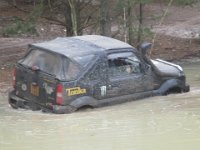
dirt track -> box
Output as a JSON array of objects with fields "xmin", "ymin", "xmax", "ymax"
[{"xmin": 0, "ymin": 38, "xmax": 36, "ymax": 66}]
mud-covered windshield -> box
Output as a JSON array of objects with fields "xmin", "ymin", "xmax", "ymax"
[{"xmin": 21, "ymin": 49, "xmax": 63, "ymax": 78}]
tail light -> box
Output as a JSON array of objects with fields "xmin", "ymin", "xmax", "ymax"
[
  {"xmin": 12, "ymin": 68, "xmax": 16, "ymax": 88},
  {"xmin": 56, "ymin": 84, "xmax": 64, "ymax": 105}
]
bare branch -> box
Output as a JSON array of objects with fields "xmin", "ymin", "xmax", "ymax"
[
  {"xmin": 79, "ymin": 0, "xmax": 94, "ymax": 11},
  {"xmin": 42, "ymin": 16, "xmax": 66, "ymax": 26},
  {"xmin": 7, "ymin": 1, "xmax": 30, "ymax": 13}
]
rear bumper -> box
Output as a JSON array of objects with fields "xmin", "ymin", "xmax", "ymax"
[{"xmin": 8, "ymin": 91, "xmax": 76, "ymax": 114}]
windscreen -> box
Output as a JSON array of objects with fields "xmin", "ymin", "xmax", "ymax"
[{"xmin": 21, "ymin": 49, "xmax": 63, "ymax": 78}]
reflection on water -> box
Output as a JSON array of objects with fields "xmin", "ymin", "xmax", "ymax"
[{"xmin": 1, "ymin": 62, "xmax": 200, "ymax": 150}]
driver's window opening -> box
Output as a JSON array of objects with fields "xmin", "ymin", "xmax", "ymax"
[{"xmin": 108, "ymin": 54, "xmax": 141, "ymax": 77}]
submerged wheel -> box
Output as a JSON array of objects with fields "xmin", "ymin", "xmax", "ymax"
[
  {"xmin": 9, "ymin": 98, "xmax": 18, "ymax": 109},
  {"xmin": 52, "ymin": 105, "xmax": 77, "ymax": 114},
  {"xmin": 164, "ymin": 87, "xmax": 182, "ymax": 95},
  {"xmin": 77, "ymin": 105, "xmax": 94, "ymax": 112}
]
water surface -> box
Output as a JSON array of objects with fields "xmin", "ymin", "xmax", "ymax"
[{"xmin": 0, "ymin": 62, "xmax": 200, "ymax": 150}]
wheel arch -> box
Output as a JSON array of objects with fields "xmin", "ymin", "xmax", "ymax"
[
  {"xmin": 69, "ymin": 96, "xmax": 98, "ymax": 109},
  {"xmin": 156, "ymin": 78, "xmax": 184, "ymax": 95}
]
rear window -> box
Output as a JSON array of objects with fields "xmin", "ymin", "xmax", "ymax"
[{"xmin": 21, "ymin": 49, "xmax": 63, "ymax": 78}]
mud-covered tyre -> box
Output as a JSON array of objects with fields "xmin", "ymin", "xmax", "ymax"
[{"xmin": 9, "ymin": 98, "xmax": 18, "ymax": 109}]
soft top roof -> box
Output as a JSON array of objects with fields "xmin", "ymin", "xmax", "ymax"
[{"xmin": 31, "ymin": 35, "xmax": 133, "ymax": 57}]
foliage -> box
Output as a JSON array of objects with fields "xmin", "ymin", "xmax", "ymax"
[
  {"xmin": 114, "ymin": 0, "xmax": 154, "ymax": 46},
  {"xmin": 28, "ymin": 0, "xmax": 44, "ymax": 22},
  {"xmin": 126, "ymin": 27, "xmax": 154, "ymax": 41},
  {"xmin": 142, "ymin": 27, "xmax": 155, "ymax": 38},
  {"xmin": 3, "ymin": 0, "xmax": 45, "ymax": 36},
  {"xmin": 3, "ymin": 0, "xmax": 199, "ymax": 39},
  {"xmin": 3, "ymin": 17, "xmax": 37, "ymax": 36}
]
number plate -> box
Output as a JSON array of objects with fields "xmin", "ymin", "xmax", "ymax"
[{"xmin": 30, "ymin": 85, "xmax": 39, "ymax": 96}]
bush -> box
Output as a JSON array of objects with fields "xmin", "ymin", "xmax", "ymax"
[
  {"xmin": 2, "ymin": 0, "xmax": 44, "ymax": 37},
  {"xmin": 3, "ymin": 17, "xmax": 37, "ymax": 36}
]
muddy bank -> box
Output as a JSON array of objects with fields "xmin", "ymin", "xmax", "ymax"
[{"xmin": 151, "ymin": 34, "xmax": 200, "ymax": 61}]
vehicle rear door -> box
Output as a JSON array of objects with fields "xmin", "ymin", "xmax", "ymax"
[{"xmin": 15, "ymin": 49, "xmax": 63, "ymax": 105}]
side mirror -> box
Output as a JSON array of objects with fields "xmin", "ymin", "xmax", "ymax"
[{"xmin": 140, "ymin": 42, "xmax": 152, "ymax": 56}]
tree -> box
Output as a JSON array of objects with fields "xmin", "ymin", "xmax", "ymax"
[
  {"xmin": 126, "ymin": 0, "xmax": 135, "ymax": 45},
  {"xmin": 60, "ymin": 0, "xmax": 95, "ymax": 36},
  {"xmin": 137, "ymin": 1, "xmax": 143, "ymax": 48},
  {"xmin": 63, "ymin": 0, "xmax": 73, "ymax": 36},
  {"xmin": 100, "ymin": 0, "xmax": 111, "ymax": 36},
  {"xmin": 62, "ymin": 0, "xmax": 82, "ymax": 36},
  {"xmin": 115, "ymin": 0, "xmax": 152, "ymax": 47}
]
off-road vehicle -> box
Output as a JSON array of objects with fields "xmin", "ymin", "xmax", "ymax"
[{"xmin": 9, "ymin": 35, "xmax": 190, "ymax": 113}]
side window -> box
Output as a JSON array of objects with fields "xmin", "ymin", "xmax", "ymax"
[
  {"xmin": 64, "ymin": 59, "xmax": 81, "ymax": 81},
  {"xmin": 108, "ymin": 52, "xmax": 141, "ymax": 77},
  {"xmin": 88, "ymin": 65, "xmax": 101, "ymax": 81}
]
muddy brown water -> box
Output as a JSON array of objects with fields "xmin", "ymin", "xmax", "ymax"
[{"xmin": 0, "ymin": 62, "xmax": 200, "ymax": 150}]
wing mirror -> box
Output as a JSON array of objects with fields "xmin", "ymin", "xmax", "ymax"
[{"xmin": 140, "ymin": 42, "xmax": 152, "ymax": 56}]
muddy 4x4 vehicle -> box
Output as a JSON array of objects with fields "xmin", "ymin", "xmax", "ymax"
[{"xmin": 9, "ymin": 35, "xmax": 189, "ymax": 114}]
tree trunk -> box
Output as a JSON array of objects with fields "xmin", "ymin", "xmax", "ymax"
[
  {"xmin": 127, "ymin": 0, "xmax": 134, "ymax": 45},
  {"xmin": 47, "ymin": 0, "xmax": 52, "ymax": 11},
  {"xmin": 13, "ymin": 0, "xmax": 17, "ymax": 6},
  {"xmin": 76, "ymin": 0, "xmax": 82, "ymax": 35},
  {"xmin": 137, "ymin": 2, "xmax": 143, "ymax": 49},
  {"xmin": 68, "ymin": 0, "xmax": 78, "ymax": 36},
  {"xmin": 63, "ymin": 0, "xmax": 73, "ymax": 36},
  {"xmin": 100, "ymin": 0, "xmax": 111, "ymax": 36},
  {"xmin": 63, "ymin": 0, "xmax": 82, "ymax": 36}
]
